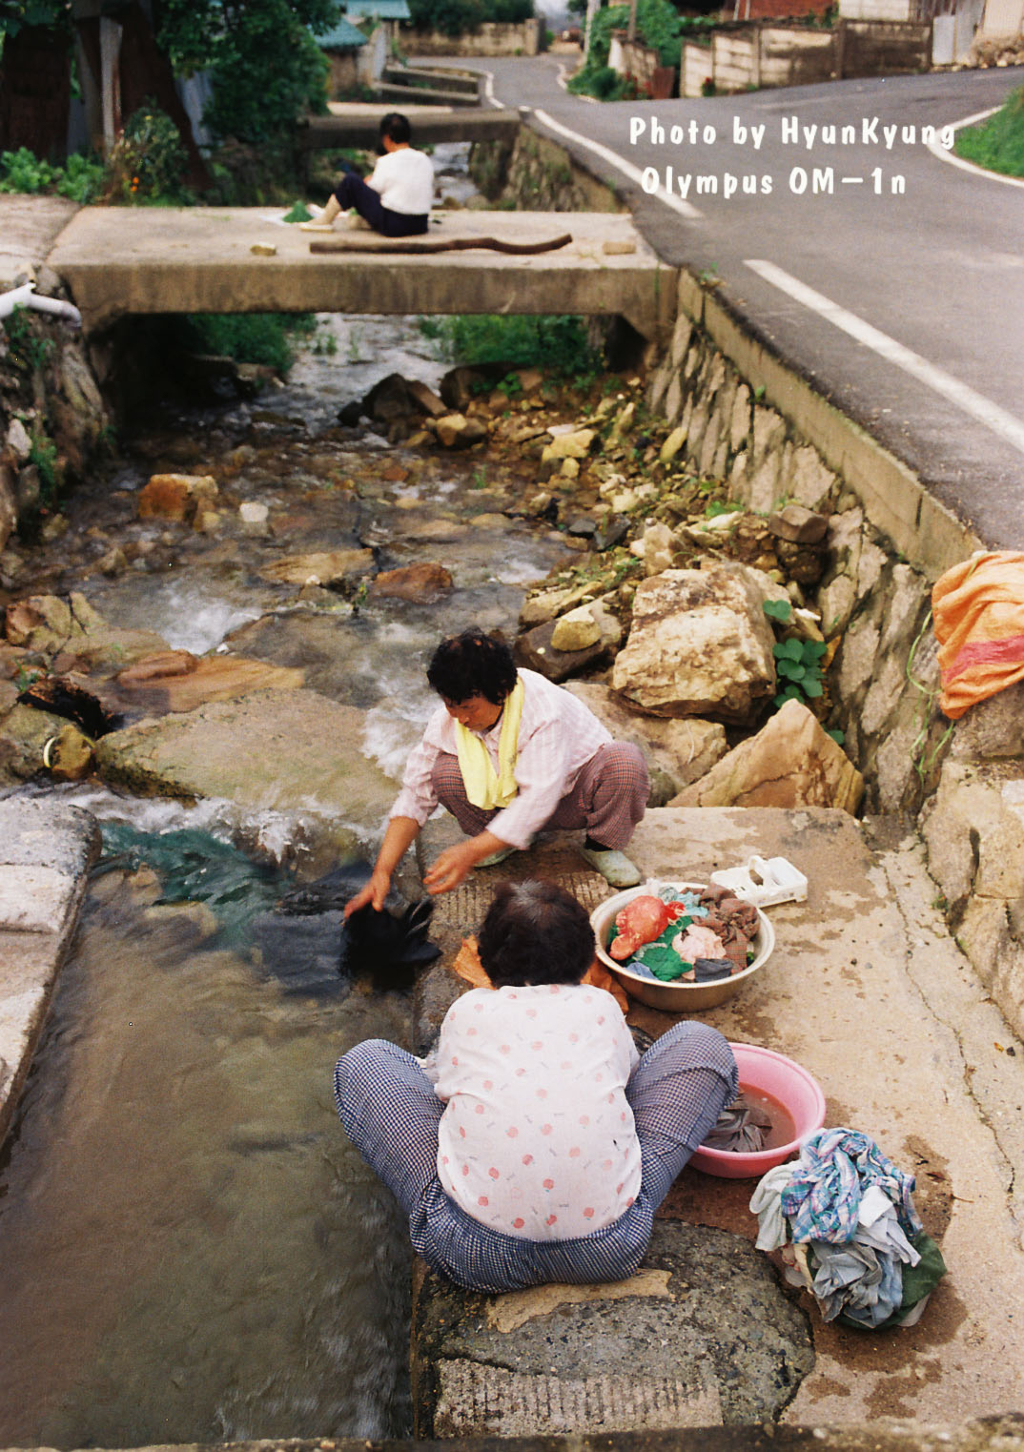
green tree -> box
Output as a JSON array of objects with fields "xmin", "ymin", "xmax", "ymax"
[{"xmin": 157, "ymin": 0, "xmax": 340, "ymax": 143}]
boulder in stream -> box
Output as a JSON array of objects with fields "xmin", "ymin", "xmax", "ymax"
[
  {"xmin": 369, "ymin": 562, "xmax": 453, "ymax": 602},
  {"xmin": 94, "ymin": 688, "xmax": 401, "ymax": 844},
  {"xmin": 258, "ymin": 549, "xmax": 375, "ymax": 588},
  {"xmin": 670, "ymin": 698, "xmax": 864, "ymax": 814}
]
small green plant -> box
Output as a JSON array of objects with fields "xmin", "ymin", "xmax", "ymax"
[
  {"xmin": 773, "ymin": 635, "xmax": 827, "ymax": 707},
  {"xmin": 2, "ymin": 306, "xmax": 54, "ymax": 373},
  {"xmin": 763, "ymin": 597, "xmax": 792, "ymax": 623},
  {"xmin": 471, "ymin": 465, "xmax": 488, "ymax": 489},
  {"xmin": 704, "ymin": 498, "xmax": 734, "ymax": 518},
  {"xmin": 0, "ymin": 146, "xmax": 59, "ymax": 194},
  {"xmin": 421, "ymin": 314, "xmax": 604, "ymax": 379},
  {"xmin": 14, "ymin": 665, "xmax": 42, "ymax": 694},
  {"xmin": 179, "ymin": 311, "xmax": 314, "ymax": 375},
  {"xmin": 954, "ymin": 85, "xmax": 1024, "ymax": 179},
  {"xmin": 29, "ymin": 429, "xmax": 61, "ymax": 508}
]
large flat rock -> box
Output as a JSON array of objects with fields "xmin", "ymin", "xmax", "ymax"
[
  {"xmin": 413, "ymin": 1220, "xmax": 814, "ymax": 1435},
  {"xmin": 93, "ymin": 687, "xmax": 399, "ymax": 835}
]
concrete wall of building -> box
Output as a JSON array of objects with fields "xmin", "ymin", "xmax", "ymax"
[{"xmin": 681, "ymin": 19, "xmax": 930, "ymax": 95}]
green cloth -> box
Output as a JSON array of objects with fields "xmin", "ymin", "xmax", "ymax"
[{"xmin": 836, "ymin": 1231, "xmax": 947, "ymax": 1331}]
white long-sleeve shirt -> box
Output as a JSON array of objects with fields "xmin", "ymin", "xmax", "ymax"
[
  {"xmin": 429, "ymin": 984, "xmax": 642, "ymax": 1238},
  {"xmin": 367, "ymin": 147, "xmax": 434, "ymax": 215},
  {"xmin": 389, "ymin": 668, "xmax": 613, "ymax": 849}
]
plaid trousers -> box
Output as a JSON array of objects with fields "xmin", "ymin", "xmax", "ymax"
[
  {"xmin": 334, "ymin": 1022, "xmax": 736, "ymax": 1293},
  {"xmin": 431, "ymin": 741, "xmax": 649, "ymax": 850}
]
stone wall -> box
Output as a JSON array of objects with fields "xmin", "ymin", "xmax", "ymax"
[
  {"xmin": 645, "ymin": 273, "xmax": 962, "ymax": 819},
  {"xmin": 470, "ymin": 129, "xmax": 627, "ymax": 215},
  {"xmin": 0, "ymin": 269, "xmax": 111, "ymax": 563},
  {"xmin": 403, "ymin": 18, "xmax": 545, "ymax": 55}
]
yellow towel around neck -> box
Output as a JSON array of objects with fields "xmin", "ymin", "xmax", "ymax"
[{"xmin": 454, "ymin": 676, "xmax": 525, "ymax": 810}]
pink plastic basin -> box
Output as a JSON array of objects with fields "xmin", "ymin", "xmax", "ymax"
[{"xmin": 688, "ymin": 1042, "xmax": 827, "ymax": 1179}]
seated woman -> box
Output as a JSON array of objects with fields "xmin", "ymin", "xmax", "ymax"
[
  {"xmin": 334, "ymin": 881, "xmax": 737, "ymax": 1293},
  {"xmin": 344, "ymin": 629, "xmax": 650, "ymax": 919},
  {"xmin": 303, "ymin": 111, "xmax": 433, "ymax": 238}
]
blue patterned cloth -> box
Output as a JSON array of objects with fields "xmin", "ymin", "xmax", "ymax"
[
  {"xmin": 808, "ymin": 1240, "xmax": 904, "ymax": 1327},
  {"xmin": 780, "ymin": 1128, "xmax": 923, "ymax": 1245}
]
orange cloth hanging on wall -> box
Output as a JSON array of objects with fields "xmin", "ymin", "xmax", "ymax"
[{"xmin": 932, "ymin": 551, "xmax": 1024, "ymax": 719}]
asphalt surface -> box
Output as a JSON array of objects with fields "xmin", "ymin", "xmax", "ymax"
[{"xmin": 445, "ymin": 58, "xmax": 1024, "ymax": 548}]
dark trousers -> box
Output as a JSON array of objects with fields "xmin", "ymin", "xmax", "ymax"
[{"xmin": 332, "ymin": 170, "xmax": 428, "ymax": 238}]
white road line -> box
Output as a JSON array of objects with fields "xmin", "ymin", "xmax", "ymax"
[
  {"xmin": 476, "ymin": 68, "xmax": 505, "ymax": 109},
  {"xmin": 927, "ymin": 105, "xmax": 1024, "ymax": 190},
  {"xmin": 532, "ymin": 108, "xmax": 703, "ymax": 219},
  {"xmin": 745, "ymin": 257, "xmax": 1024, "ymax": 457}
]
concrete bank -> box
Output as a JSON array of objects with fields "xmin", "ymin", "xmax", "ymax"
[
  {"xmin": 0, "ymin": 797, "xmax": 100, "ymax": 1144},
  {"xmin": 410, "ymin": 807, "xmax": 1024, "ymax": 1434}
]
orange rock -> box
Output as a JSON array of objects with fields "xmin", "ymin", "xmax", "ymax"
[
  {"xmin": 138, "ymin": 474, "xmax": 218, "ymax": 523},
  {"xmin": 116, "ymin": 650, "xmax": 200, "ymax": 684},
  {"xmin": 368, "ymin": 563, "xmax": 453, "ymax": 602}
]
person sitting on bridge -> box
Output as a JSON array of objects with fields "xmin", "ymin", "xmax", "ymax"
[
  {"xmin": 303, "ymin": 111, "xmax": 434, "ymax": 238},
  {"xmin": 343, "ymin": 627, "xmax": 650, "ymax": 911},
  {"xmin": 334, "ymin": 879, "xmax": 738, "ymax": 1292}
]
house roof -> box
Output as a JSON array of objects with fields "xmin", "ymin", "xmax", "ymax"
[
  {"xmin": 315, "ymin": 15, "xmax": 370, "ymax": 47},
  {"xmin": 343, "ymin": 0, "xmax": 412, "ymax": 18}
]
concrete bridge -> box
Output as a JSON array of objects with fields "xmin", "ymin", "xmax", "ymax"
[{"xmin": 45, "ymin": 204, "xmax": 675, "ymax": 342}]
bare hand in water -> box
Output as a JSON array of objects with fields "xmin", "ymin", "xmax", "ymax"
[{"xmin": 344, "ymin": 869, "xmax": 391, "ymax": 918}]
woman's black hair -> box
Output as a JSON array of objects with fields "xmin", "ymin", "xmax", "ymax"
[
  {"xmin": 426, "ymin": 629, "xmax": 518, "ymax": 706},
  {"xmin": 477, "ymin": 881, "xmax": 595, "ymax": 988},
  {"xmin": 379, "ymin": 112, "xmax": 412, "ymax": 146}
]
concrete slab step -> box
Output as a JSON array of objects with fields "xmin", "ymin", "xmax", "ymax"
[
  {"xmin": 408, "ymin": 805, "xmax": 1024, "ymax": 1430},
  {"xmin": 0, "ymin": 797, "xmax": 100, "ymax": 1142}
]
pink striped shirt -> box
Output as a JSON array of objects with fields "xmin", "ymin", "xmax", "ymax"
[{"xmin": 390, "ymin": 668, "xmax": 612, "ymax": 848}]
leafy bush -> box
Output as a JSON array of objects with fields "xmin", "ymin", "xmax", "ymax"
[
  {"xmin": 568, "ymin": 0, "xmax": 683, "ymax": 98},
  {"xmin": 180, "ymin": 312, "xmax": 317, "ymax": 373},
  {"xmin": 421, "ymin": 313, "xmax": 604, "ymax": 377},
  {"xmin": 103, "ymin": 101, "xmax": 192, "ymax": 203},
  {"xmin": 58, "ymin": 151, "xmax": 106, "ymax": 202},
  {"xmin": 955, "ymin": 85, "xmax": 1024, "ymax": 178},
  {"xmin": 158, "ymin": 0, "xmax": 333, "ymax": 144},
  {"xmin": 0, "ymin": 146, "xmax": 104, "ymax": 202}
]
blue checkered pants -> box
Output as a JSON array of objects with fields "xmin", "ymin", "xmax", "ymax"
[{"xmin": 334, "ymin": 1022, "xmax": 736, "ymax": 1293}]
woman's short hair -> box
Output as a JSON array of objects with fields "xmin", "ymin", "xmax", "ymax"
[
  {"xmin": 379, "ymin": 112, "xmax": 412, "ymax": 146},
  {"xmin": 427, "ymin": 629, "xmax": 517, "ymax": 706},
  {"xmin": 477, "ymin": 881, "xmax": 595, "ymax": 987}
]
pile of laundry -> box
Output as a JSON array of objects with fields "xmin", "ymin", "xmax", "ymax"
[
  {"xmin": 606, "ymin": 884, "xmax": 760, "ymax": 983},
  {"xmin": 750, "ymin": 1128, "xmax": 947, "ymax": 1329}
]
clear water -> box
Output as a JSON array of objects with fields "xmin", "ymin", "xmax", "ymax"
[{"xmin": 0, "ymin": 803, "xmax": 416, "ymax": 1446}]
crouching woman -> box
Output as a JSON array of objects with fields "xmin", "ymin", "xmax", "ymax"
[{"xmin": 333, "ymin": 881, "xmax": 737, "ymax": 1293}]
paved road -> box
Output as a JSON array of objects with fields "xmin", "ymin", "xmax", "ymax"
[{"xmin": 444, "ymin": 58, "xmax": 1024, "ymax": 547}]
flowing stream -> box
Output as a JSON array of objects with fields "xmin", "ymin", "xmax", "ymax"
[{"xmin": 0, "ymin": 145, "xmax": 579, "ymax": 1447}]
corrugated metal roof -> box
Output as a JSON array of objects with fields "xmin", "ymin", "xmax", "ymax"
[
  {"xmin": 344, "ymin": 0, "xmax": 411, "ymax": 18},
  {"xmin": 315, "ymin": 16, "xmax": 370, "ymax": 47}
]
